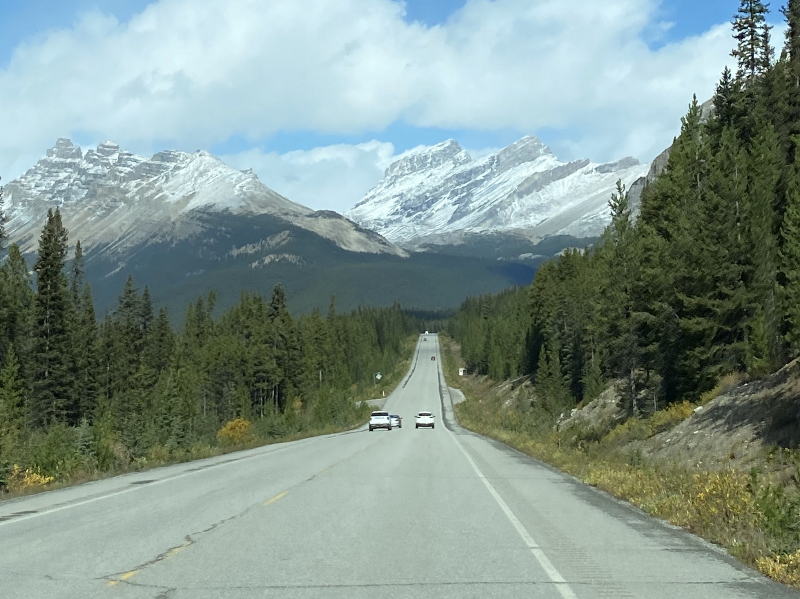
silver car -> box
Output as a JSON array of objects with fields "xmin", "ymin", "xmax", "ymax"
[{"xmin": 389, "ymin": 414, "xmax": 402, "ymax": 428}]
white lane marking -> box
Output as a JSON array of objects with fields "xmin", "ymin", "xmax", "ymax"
[{"xmin": 447, "ymin": 429, "xmax": 579, "ymax": 599}]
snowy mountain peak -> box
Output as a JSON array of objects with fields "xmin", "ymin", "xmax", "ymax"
[
  {"xmin": 5, "ymin": 140, "xmax": 405, "ymax": 258},
  {"xmin": 385, "ymin": 139, "xmax": 471, "ymax": 180},
  {"xmin": 495, "ymin": 136, "xmax": 552, "ymax": 172},
  {"xmin": 47, "ymin": 138, "xmax": 83, "ymax": 160},
  {"xmin": 346, "ymin": 136, "xmax": 649, "ymax": 246}
]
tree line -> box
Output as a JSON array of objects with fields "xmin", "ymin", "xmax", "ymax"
[
  {"xmin": 450, "ymin": 0, "xmax": 800, "ymax": 418},
  {"xmin": 0, "ymin": 196, "xmax": 420, "ymax": 488}
]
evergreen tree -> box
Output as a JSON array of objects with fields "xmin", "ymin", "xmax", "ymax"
[
  {"xmin": 745, "ymin": 121, "xmax": 783, "ymax": 371},
  {"xmin": 784, "ymin": 0, "xmax": 800, "ymax": 71},
  {"xmin": 732, "ymin": 0, "xmax": 772, "ymax": 83},
  {"xmin": 779, "ymin": 144, "xmax": 800, "ymax": 355},
  {"xmin": 0, "ymin": 245, "xmax": 34, "ymax": 362},
  {"xmin": 143, "ymin": 307, "xmax": 175, "ymax": 374},
  {"xmin": 75, "ymin": 284, "xmax": 101, "ymax": 419},
  {"xmin": 0, "ymin": 177, "xmax": 6, "ymax": 255},
  {"xmin": 31, "ymin": 208, "xmax": 74, "ymax": 427},
  {"xmin": 71, "ymin": 241, "xmax": 84, "ymax": 307},
  {"xmin": 708, "ymin": 67, "xmax": 739, "ymax": 147},
  {"xmin": 0, "ymin": 347, "xmax": 24, "ymax": 468}
]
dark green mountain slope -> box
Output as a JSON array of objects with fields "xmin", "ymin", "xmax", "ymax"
[{"xmin": 82, "ymin": 211, "xmax": 547, "ymax": 318}]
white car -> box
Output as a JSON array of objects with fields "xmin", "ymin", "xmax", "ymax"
[
  {"xmin": 390, "ymin": 414, "xmax": 402, "ymax": 428},
  {"xmin": 415, "ymin": 412, "xmax": 435, "ymax": 429},
  {"xmin": 369, "ymin": 411, "xmax": 392, "ymax": 431}
]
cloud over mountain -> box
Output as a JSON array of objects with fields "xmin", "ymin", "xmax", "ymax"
[{"xmin": 1, "ymin": 0, "xmax": 735, "ymax": 202}]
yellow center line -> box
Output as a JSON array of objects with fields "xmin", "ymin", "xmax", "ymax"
[
  {"xmin": 107, "ymin": 569, "xmax": 139, "ymax": 586},
  {"xmin": 263, "ymin": 490, "xmax": 289, "ymax": 506},
  {"xmin": 166, "ymin": 541, "xmax": 191, "ymax": 559}
]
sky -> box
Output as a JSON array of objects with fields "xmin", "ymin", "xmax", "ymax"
[{"xmin": 0, "ymin": 0, "xmax": 780, "ymax": 213}]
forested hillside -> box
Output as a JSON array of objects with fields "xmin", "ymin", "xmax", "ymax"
[
  {"xmin": 0, "ymin": 202, "xmax": 421, "ymax": 491},
  {"xmin": 450, "ymin": 0, "xmax": 800, "ymax": 419}
]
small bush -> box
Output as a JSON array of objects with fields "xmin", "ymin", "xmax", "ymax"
[
  {"xmin": 147, "ymin": 444, "xmax": 171, "ymax": 464},
  {"xmin": 217, "ymin": 418, "xmax": 254, "ymax": 446},
  {"xmin": 7, "ymin": 464, "xmax": 54, "ymax": 491},
  {"xmin": 757, "ymin": 550, "xmax": 800, "ymax": 586},
  {"xmin": 604, "ymin": 417, "xmax": 652, "ymax": 445},
  {"xmin": 700, "ymin": 372, "xmax": 745, "ymax": 405},
  {"xmin": 649, "ymin": 401, "xmax": 695, "ymax": 433}
]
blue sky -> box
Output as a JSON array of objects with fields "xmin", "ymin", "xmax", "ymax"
[{"xmin": 0, "ymin": 0, "xmax": 767, "ymax": 211}]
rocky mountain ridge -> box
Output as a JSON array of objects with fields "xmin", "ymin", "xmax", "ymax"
[
  {"xmin": 4, "ymin": 139, "xmax": 405, "ymax": 258},
  {"xmin": 346, "ymin": 136, "xmax": 650, "ymax": 247}
]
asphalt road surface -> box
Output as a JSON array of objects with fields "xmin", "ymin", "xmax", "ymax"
[{"xmin": 2, "ymin": 335, "xmax": 797, "ymax": 598}]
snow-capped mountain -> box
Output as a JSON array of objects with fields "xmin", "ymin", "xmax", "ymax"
[
  {"xmin": 346, "ymin": 136, "xmax": 650, "ymax": 247},
  {"xmin": 5, "ymin": 139, "xmax": 404, "ymax": 258}
]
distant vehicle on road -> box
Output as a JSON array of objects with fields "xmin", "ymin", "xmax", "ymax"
[
  {"xmin": 369, "ymin": 411, "xmax": 392, "ymax": 431},
  {"xmin": 416, "ymin": 412, "xmax": 434, "ymax": 429},
  {"xmin": 423, "ymin": 337, "xmax": 427, "ymax": 341},
  {"xmin": 389, "ymin": 414, "xmax": 402, "ymax": 428},
  {"xmin": 431, "ymin": 356, "xmax": 435, "ymax": 361}
]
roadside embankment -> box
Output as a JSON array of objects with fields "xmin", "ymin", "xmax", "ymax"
[{"xmin": 439, "ymin": 334, "xmax": 800, "ymax": 589}]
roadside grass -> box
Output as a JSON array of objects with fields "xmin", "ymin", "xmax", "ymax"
[
  {"xmin": 0, "ymin": 335, "xmax": 419, "ymax": 501},
  {"xmin": 440, "ymin": 334, "xmax": 800, "ymax": 589}
]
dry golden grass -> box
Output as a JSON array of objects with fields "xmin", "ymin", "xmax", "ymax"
[
  {"xmin": 758, "ymin": 551, "xmax": 800, "ymax": 586},
  {"xmin": 700, "ymin": 372, "xmax": 746, "ymax": 405}
]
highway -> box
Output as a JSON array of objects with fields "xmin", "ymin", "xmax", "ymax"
[{"xmin": 1, "ymin": 334, "xmax": 796, "ymax": 598}]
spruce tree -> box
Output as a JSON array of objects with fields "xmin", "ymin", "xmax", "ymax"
[
  {"xmin": 31, "ymin": 208, "xmax": 74, "ymax": 427},
  {"xmin": 784, "ymin": 0, "xmax": 800, "ymax": 72},
  {"xmin": 746, "ymin": 121, "xmax": 783, "ymax": 370},
  {"xmin": 75, "ymin": 284, "xmax": 101, "ymax": 419},
  {"xmin": 0, "ymin": 346, "xmax": 24, "ymax": 476},
  {"xmin": 71, "ymin": 241, "xmax": 84, "ymax": 307},
  {"xmin": 0, "ymin": 177, "xmax": 6, "ymax": 254},
  {"xmin": 732, "ymin": 0, "xmax": 772, "ymax": 83},
  {"xmin": 708, "ymin": 68, "xmax": 739, "ymax": 147},
  {"xmin": 0, "ymin": 245, "xmax": 34, "ymax": 361},
  {"xmin": 779, "ymin": 145, "xmax": 800, "ymax": 355}
]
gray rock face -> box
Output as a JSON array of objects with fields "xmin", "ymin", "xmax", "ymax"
[
  {"xmin": 4, "ymin": 140, "xmax": 406, "ymax": 259},
  {"xmin": 628, "ymin": 97, "xmax": 715, "ymax": 216},
  {"xmin": 346, "ymin": 136, "xmax": 649, "ymax": 245}
]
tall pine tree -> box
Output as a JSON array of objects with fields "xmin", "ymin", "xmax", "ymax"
[{"xmin": 31, "ymin": 208, "xmax": 74, "ymax": 427}]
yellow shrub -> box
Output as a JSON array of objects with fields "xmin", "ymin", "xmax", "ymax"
[
  {"xmin": 7, "ymin": 464, "xmax": 54, "ymax": 491},
  {"xmin": 756, "ymin": 550, "xmax": 800, "ymax": 586},
  {"xmin": 756, "ymin": 551, "xmax": 800, "ymax": 586},
  {"xmin": 689, "ymin": 469, "xmax": 762, "ymax": 535},
  {"xmin": 217, "ymin": 418, "xmax": 254, "ymax": 446},
  {"xmin": 649, "ymin": 401, "xmax": 695, "ymax": 433}
]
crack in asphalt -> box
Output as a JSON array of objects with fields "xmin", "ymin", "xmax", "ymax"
[{"xmin": 102, "ymin": 431, "xmax": 387, "ymax": 588}]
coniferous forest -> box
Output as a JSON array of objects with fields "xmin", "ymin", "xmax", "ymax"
[
  {"xmin": 451, "ymin": 1, "xmax": 800, "ymax": 419},
  {"xmin": 0, "ymin": 198, "xmax": 421, "ymax": 491}
]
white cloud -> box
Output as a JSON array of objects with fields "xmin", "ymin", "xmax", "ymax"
[
  {"xmin": 222, "ymin": 141, "xmax": 396, "ymax": 213},
  {"xmin": 0, "ymin": 0, "xmax": 745, "ymax": 205}
]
